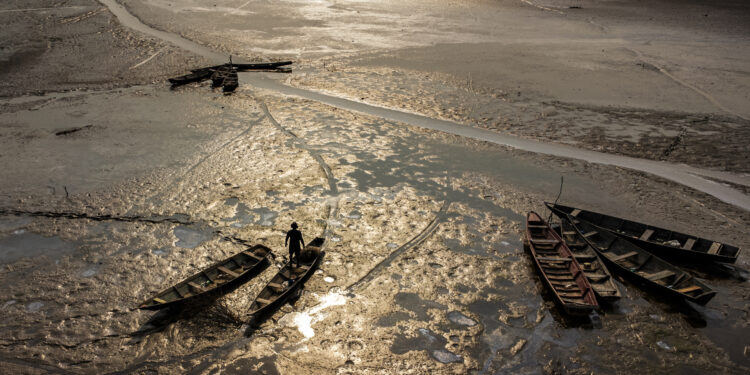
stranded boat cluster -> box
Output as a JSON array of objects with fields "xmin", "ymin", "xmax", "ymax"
[
  {"xmin": 167, "ymin": 59, "xmax": 293, "ymax": 94},
  {"xmin": 525, "ymin": 202, "xmax": 740, "ymax": 318},
  {"xmin": 138, "ymin": 238, "xmax": 325, "ymax": 324}
]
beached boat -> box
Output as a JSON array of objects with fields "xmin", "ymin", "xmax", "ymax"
[
  {"xmin": 559, "ymin": 219, "xmax": 622, "ymax": 303},
  {"xmin": 222, "ymin": 67, "xmax": 239, "ymax": 93},
  {"xmin": 138, "ymin": 244, "xmax": 272, "ymax": 310},
  {"xmin": 248, "ymin": 237, "xmax": 325, "ymax": 319},
  {"xmin": 525, "ymin": 212, "xmax": 598, "ymax": 316},
  {"xmin": 210, "ymin": 65, "xmax": 231, "ymax": 88},
  {"xmin": 546, "ymin": 202, "xmax": 740, "ymax": 264},
  {"xmin": 564, "ymin": 214, "xmax": 716, "ymax": 305},
  {"xmin": 168, "ymin": 68, "xmax": 213, "ymax": 87},
  {"xmin": 168, "ymin": 61, "xmax": 293, "ymax": 88},
  {"xmin": 203, "ymin": 61, "xmax": 293, "ymax": 72}
]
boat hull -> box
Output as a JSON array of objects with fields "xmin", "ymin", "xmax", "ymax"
[
  {"xmin": 526, "ymin": 212, "xmax": 598, "ymax": 316},
  {"xmin": 563, "ymin": 215, "xmax": 716, "ymax": 306},
  {"xmin": 546, "ymin": 202, "xmax": 739, "ymax": 264},
  {"xmin": 248, "ymin": 238, "xmax": 326, "ymax": 322},
  {"xmin": 139, "ymin": 244, "xmax": 272, "ymax": 310}
]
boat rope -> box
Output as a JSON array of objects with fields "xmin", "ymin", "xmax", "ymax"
[
  {"xmin": 129, "ymin": 47, "xmax": 165, "ymax": 70},
  {"xmin": 547, "ymin": 176, "xmax": 564, "ymax": 224}
]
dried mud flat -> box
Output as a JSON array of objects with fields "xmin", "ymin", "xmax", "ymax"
[
  {"xmin": 1, "ymin": 0, "xmax": 750, "ymax": 374},
  {"xmin": 1, "ymin": 89, "xmax": 748, "ymax": 374}
]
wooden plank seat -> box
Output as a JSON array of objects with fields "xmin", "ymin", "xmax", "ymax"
[
  {"xmin": 256, "ymin": 297, "xmax": 272, "ymax": 305},
  {"xmin": 268, "ymin": 282, "xmax": 285, "ymax": 291},
  {"xmin": 608, "ymin": 251, "xmax": 639, "ymax": 262},
  {"xmin": 527, "ymin": 225, "xmax": 547, "ymax": 229},
  {"xmin": 676, "ymin": 285, "xmax": 701, "ymax": 294},
  {"xmin": 639, "ymin": 229, "xmax": 654, "ymax": 241},
  {"xmin": 582, "ymin": 231, "xmax": 598, "ymax": 238},
  {"xmin": 573, "ymin": 254, "xmax": 597, "ymax": 260},
  {"xmin": 187, "ymin": 282, "xmax": 205, "ymax": 291},
  {"xmin": 244, "ymin": 251, "xmax": 265, "ymax": 261},
  {"xmin": 570, "ymin": 209, "xmax": 581, "ymax": 217},
  {"xmin": 547, "ymin": 274, "xmax": 575, "ymax": 280},
  {"xmin": 587, "ymin": 273, "xmax": 610, "ymax": 281},
  {"xmin": 531, "ymin": 239, "xmax": 559, "ymax": 244},
  {"xmin": 538, "ymin": 256, "xmax": 572, "ymax": 262},
  {"xmin": 707, "ymin": 242, "xmax": 722, "ymax": 255},
  {"xmin": 559, "ymin": 291, "xmax": 583, "ymax": 298},
  {"xmin": 645, "ymin": 270, "xmax": 675, "ymax": 281},
  {"xmin": 545, "ymin": 269, "xmax": 572, "ymax": 275},
  {"xmin": 173, "ymin": 286, "xmax": 185, "ymax": 298},
  {"xmin": 682, "ymin": 238, "xmax": 696, "ymax": 250},
  {"xmin": 153, "ymin": 297, "xmax": 167, "ymax": 304},
  {"xmin": 217, "ymin": 266, "xmax": 240, "ymax": 278}
]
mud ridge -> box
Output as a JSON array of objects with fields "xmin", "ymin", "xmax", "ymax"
[
  {"xmin": 347, "ymin": 199, "xmax": 450, "ymax": 291},
  {"xmin": 260, "ymin": 102, "xmax": 338, "ymax": 194},
  {"xmin": 0, "ymin": 209, "xmax": 193, "ymax": 225},
  {"xmin": 0, "ymin": 355, "xmax": 77, "ymax": 375}
]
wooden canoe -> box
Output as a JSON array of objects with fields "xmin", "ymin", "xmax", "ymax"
[
  {"xmin": 526, "ymin": 212, "xmax": 598, "ymax": 316},
  {"xmin": 546, "ymin": 202, "xmax": 740, "ymax": 264},
  {"xmin": 559, "ymin": 219, "xmax": 622, "ymax": 303},
  {"xmin": 222, "ymin": 68, "xmax": 239, "ymax": 93},
  {"xmin": 248, "ymin": 237, "xmax": 325, "ymax": 319},
  {"xmin": 138, "ymin": 244, "xmax": 271, "ymax": 310},
  {"xmin": 168, "ymin": 68, "xmax": 214, "ymax": 87},
  {"xmin": 201, "ymin": 61, "xmax": 293, "ymax": 72},
  {"xmin": 564, "ymin": 214, "xmax": 716, "ymax": 305}
]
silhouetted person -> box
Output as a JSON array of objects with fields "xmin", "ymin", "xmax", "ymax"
[{"xmin": 285, "ymin": 222, "xmax": 305, "ymax": 267}]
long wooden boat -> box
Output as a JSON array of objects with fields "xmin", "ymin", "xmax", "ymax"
[
  {"xmin": 546, "ymin": 202, "xmax": 740, "ymax": 264},
  {"xmin": 138, "ymin": 244, "xmax": 271, "ymax": 310},
  {"xmin": 559, "ymin": 219, "xmax": 621, "ymax": 303},
  {"xmin": 168, "ymin": 68, "xmax": 214, "ymax": 87},
  {"xmin": 204, "ymin": 61, "xmax": 293, "ymax": 71},
  {"xmin": 564, "ymin": 214, "xmax": 716, "ymax": 305},
  {"xmin": 168, "ymin": 61, "xmax": 293, "ymax": 88},
  {"xmin": 525, "ymin": 212, "xmax": 598, "ymax": 316},
  {"xmin": 248, "ymin": 237, "xmax": 325, "ymax": 319}
]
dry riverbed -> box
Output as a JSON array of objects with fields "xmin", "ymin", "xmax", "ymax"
[{"xmin": 1, "ymin": 0, "xmax": 749, "ymax": 374}]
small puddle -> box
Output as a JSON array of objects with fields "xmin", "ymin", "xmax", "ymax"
[
  {"xmin": 447, "ymin": 311, "xmax": 477, "ymax": 327},
  {"xmin": 27, "ymin": 302, "xmax": 44, "ymax": 312},
  {"xmin": 173, "ymin": 226, "xmax": 211, "ymax": 248},
  {"xmin": 0, "ymin": 232, "xmax": 77, "ymax": 263},
  {"xmin": 391, "ymin": 327, "xmax": 462, "ymax": 363}
]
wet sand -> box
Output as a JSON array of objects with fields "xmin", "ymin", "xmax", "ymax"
[{"xmin": 1, "ymin": 0, "xmax": 749, "ymax": 374}]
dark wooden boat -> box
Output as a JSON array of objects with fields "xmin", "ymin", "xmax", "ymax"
[
  {"xmin": 546, "ymin": 202, "xmax": 740, "ymax": 264},
  {"xmin": 168, "ymin": 61, "xmax": 293, "ymax": 88},
  {"xmin": 204, "ymin": 61, "xmax": 293, "ymax": 71},
  {"xmin": 559, "ymin": 219, "xmax": 621, "ymax": 303},
  {"xmin": 222, "ymin": 67, "xmax": 239, "ymax": 93},
  {"xmin": 211, "ymin": 65, "xmax": 231, "ymax": 88},
  {"xmin": 138, "ymin": 244, "xmax": 271, "ymax": 310},
  {"xmin": 168, "ymin": 68, "xmax": 213, "ymax": 87},
  {"xmin": 248, "ymin": 237, "xmax": 325, "ymax": 319},
  {"xmin": 525, "ymin": 212, "xmax": 598, "ymax": 315},
  {"xmin": 564, "ymin": 214, "xmax": 716, "ymax": 305}
]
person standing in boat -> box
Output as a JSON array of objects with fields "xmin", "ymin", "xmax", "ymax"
[{"xmin": 285, "ymin": 222, "xmax": 305, "ymax": 267}]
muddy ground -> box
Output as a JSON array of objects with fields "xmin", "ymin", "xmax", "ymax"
[{"xmin": 1, "ymin": 0, "xmax": 749, "ymax": 374}]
